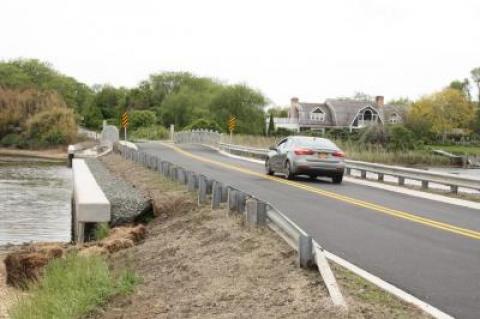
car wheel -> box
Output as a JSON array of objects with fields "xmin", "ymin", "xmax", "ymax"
[
  {"xmin": 332, "ymin": 174, "xmax": 343, "ymax": 184},
  {"xmin": 309, "ymin": 175, "xmax": 317, "ymax": 180},
  {"xmin": 265, "ymin": 159, "xmax": 274, "ymax": 175},
  {"xmin": 285, "ymin": 161, "xmax": 295, "ymax": 180}
]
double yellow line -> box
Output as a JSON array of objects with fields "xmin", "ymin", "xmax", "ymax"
[{"xmin": 162, "ymin": 143, "xmax": 480, "ymax": 241}]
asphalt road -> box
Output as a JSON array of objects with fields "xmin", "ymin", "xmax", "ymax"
[{"xmin": 138, "ymin": 142, "xmax": 480, "ymax": 319}]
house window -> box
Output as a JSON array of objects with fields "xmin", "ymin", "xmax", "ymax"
[
  {"xmin": 310, "ymin": 108, "xmax": 325, "ymax": 121},
  {"xmin": 389, "ymin": 113, "xmax": 399, "ymax": 124}
]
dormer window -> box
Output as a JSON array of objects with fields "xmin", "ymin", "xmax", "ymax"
[
  {"xmin": 310, "ymin": 107, "xmax": 325, "ymax": 121},
  {"xmin": 389, "ymin": 113, "xmax": 399, "ymax": 124}
]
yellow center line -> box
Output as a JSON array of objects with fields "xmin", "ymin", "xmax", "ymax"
[{"xmin": 160, "ymin": 143, "xmax": 480, "ymax": 241}]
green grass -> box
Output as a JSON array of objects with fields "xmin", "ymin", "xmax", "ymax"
[
  {"xmin": 9, "ymin": 253, "xmax": 140, "ymax": 319},
  {"xmin": 426, "ymin": 144, "xmax": 480, "ymax": 156},
  {"xmin": 94, "ymin": 223, "xmax": 110, "ymax": 240}
]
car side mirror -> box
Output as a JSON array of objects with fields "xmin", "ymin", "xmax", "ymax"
[{"xmin": 269, "ymin": 146, "xmax": 277, "ymax": 151}]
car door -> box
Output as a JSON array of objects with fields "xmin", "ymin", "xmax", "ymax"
[
  {"xmin": 277, "ymin": 138, "xmax": 291, "ymax": 168},
  {"xmin": 271, "ymin": 138, "xmax": 287, "ymax": 170}
]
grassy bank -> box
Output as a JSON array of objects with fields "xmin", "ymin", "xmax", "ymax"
[
  {"xmin": 8, "ymin": 254, "xmax": 138, "ymax": 319},
  {"xmin": 224, "ymin": 134, "xmax": 453, "ymax": 167}
]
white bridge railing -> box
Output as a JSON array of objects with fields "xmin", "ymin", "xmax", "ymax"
[{"xmin": 174, "ymin": 131, "xmax": 480, "ymax": 194}]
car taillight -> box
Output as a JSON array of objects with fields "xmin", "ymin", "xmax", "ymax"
[
  {"xmin": 294, "ymin": 148, "xmax": 314, "ymax": 155},
  {"xmin": 333, "ymin": 150, "xmax": 345, "ymax": 158}
]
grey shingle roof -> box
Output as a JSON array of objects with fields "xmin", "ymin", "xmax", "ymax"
[{"xmin": 325, "ymin": 99, "xmax": 379, "ymax": 126}]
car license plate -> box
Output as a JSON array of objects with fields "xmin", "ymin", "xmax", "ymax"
[{"xmin": 318, "ymin": 153, "xmax": 327, "ymax": 159}]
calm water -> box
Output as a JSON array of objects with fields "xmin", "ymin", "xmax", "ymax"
[{"xmin": 0, "ymin": 157, "xmax": 72, "ymax": 246}]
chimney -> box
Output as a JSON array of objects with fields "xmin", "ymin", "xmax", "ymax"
[
  {"xmin": 289, "ymin": 97, "xmax": 300, "ymax": 119},
  {"xmin": 375, "ymin": 96, "xmax": 384, "ymax": 108}
]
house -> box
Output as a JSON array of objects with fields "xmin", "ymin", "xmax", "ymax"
[{"xmin": 272, "ymin": 96, "xmax": 404, "ymax": 132}]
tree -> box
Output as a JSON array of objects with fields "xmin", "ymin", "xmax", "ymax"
[
  {"xmin": 471, "ymin": 67, "xmax": 480, "ymax": 106},
  {"xmin": 408, "ymin": 88, "xmax": 474, "ymax": 141},
  {"xmin": 208, "ymin": 84, "xmax": 267, "ymax": 135},
  {"xmin": 267, "ymin": 113, "xmax": 275, "ymax": 136},
  {"xmin": 267, "ymin": 107, "xmax": 288, "ymax": 117},
  {"xmin": 449, "ymin": 79, "xmax": 471, "ymax": 100},
  {"xmin": 129, "ymin": 110, "xmax": 156, "ymax": 130}
]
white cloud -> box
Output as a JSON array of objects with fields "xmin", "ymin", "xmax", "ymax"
[{"xmin": 1, "ymin": 0, "xmax": 479, "ymax": 105}]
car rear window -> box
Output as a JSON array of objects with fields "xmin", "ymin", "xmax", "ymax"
[{"xmin": 294, "ymin": 138, "xmax": 339, "ymax": 150}]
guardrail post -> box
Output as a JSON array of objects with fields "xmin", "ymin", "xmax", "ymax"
[
  {"xmin": 237, "ymin": 191, "xmax": 247, "ymax": 213},
  {"xmin": 398, "ymin": 176, "xmax": 405, "ymax": 186},
  {"xmin": 198, "ymin": 175, "xmax": 207, "ymax": 205},
  {"xmin": 298, "ymin": 234, "xmax": 313, "ymax": 268},
  {"xmin": 377, "ymin": 173, "xmax": 384, "ymax": 182},
  {"xmin": 360, "ymin": 170, "xmax": 367, "ymax": 179},
  {"xmin": 228, "ymin": 189, "xmax": 238, "ymax": 212},
  {"xmin": 245, "ymin": 198, "xmax": 267, "ymax": 226},
  {"xmin": 169, "ymin": 166, "xmax": 176, "ymax": 180},
  {"xmin": 187, "ymin": 172, "xmax": 197, "ymax": 192},
  {"xmin": 421, "ymin": 180, "xmax": 429, "ymax": 189},
  {"xmin": 221, "ymin": 185, "xmax": 229, "ymax": 202},
  {"xmin": 450, "ymin": 185, "xmax": 459, "ymax": 194},
  {"xmin": 345, "ymin": 167, "xmax": 351, "ymax": 176},
  {"xmin": 177, "ymin": 168, "xmax": 187, "ymax": 184},
  {"xmin": 206, "ymin": 179, "xmax": 213, "ymax": 194},
  {"xmin": 211, "ymin": 181, "xmax": 222, "ymax": 209}
]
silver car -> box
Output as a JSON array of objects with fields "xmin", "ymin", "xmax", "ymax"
[{"xmin": 265, "ymin": 136, "xmax": 346, "ymax": 183}]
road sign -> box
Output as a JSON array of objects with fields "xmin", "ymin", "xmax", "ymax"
[
  {"xmin": 228, "ymin": 116, "xmax": 236, "ymax": 133},
  {"xmin": 121, "ymin": 112, "xmax": 128, "ymax": 128}
]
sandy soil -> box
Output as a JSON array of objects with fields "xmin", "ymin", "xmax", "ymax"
[
  {"xmin": 0, "ymin": 147, "xmax": 66, "ymax": 161},
  {"xmin": 89, "ymin": 154, "xmax": 431, "ymax": 319}
]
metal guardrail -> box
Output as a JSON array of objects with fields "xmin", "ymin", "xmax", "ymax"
[
  {"xmin": 114, "ymin": 142, "xmax": 347, "ymax": 307},
  {"xmin": 216, "ymin": 142, "xmax": 480, "ymax": 194}
]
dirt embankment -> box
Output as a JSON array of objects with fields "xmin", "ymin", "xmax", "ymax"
[
  {"xmin": 88, "ymin": 154, "xmax": 431, "ymax": 319},
  {"xmin": 0, "ymin": 147, "xmax": 66, "ymax": 161}
]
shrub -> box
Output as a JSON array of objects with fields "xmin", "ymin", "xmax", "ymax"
[
  {"xmin": 387, "ymin": 125, "xmax": 419, "ymax": 151},
  {"xmin": 131, "ymin": 125, "xmax": 168, "ymax": 140},
  {"xmin": 25, "ymin": 107, "xmax": 77, "ymax": 146},
  {"xmin": 184, "ymin": 118, "xmax": 222, "ymax": 132},
  {"xmin": 358, "ymin": 125, "xmax": 388, "ymax": 146},
  {"xmin": 0, "ymin": 133, "xmax": 24, "ymax": 147},
  {"xmin": 129, "ymin": 110, "xmax": 156, "ymax": 130}
]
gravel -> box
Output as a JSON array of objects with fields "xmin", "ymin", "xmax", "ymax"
[{"xmin": 85, "ymin": 158, "xmax": 150, "ymax": 226}]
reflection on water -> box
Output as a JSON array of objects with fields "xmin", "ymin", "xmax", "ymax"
[{"xmin": 0, "ymin": 158, "xmax": 72, "ymax": 246}]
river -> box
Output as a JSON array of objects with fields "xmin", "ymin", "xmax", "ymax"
[{"xmin": 0, "ymin": 157, "xmax": 72, "ymax": 246}]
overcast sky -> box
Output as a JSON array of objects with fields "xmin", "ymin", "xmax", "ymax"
[{"xmin": 1, "ymin": 0, "xmax": 479, "ymax": 106}]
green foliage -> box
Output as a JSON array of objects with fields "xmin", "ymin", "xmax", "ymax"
[
  {"xmin": 82, "ymin": 104, "xmax": 103, "ymax": 130},
  {"xmin": 94, "ymin": 223, "xmax": 110, "ymax": 241},
  {"xmin": 184, "ymin": 118, "xmax": 222, "ymax": 132},
  {"xmin": 267, "ymin": 107, "xmax": 288, "ymax": 117},
  {"xmin": 358, "ymin": 125, "xmax": 388, "ymax": 146},
  {"xmin": 407, "ymin": 88, "xmax": 475, "ymax": 141},
  {"xmin": 93, "ymin": 85, "xmax": 127, "ymax": 120},
  {"xmin": 9, "ymin": 253, "xmax": 140, "ymax": 319},
  {"xmin": 0, "ymin": 133, "xmax": 24, "ymax": 147},
  {"xmin": 131, "ymin": 125, "xmax": 169, "ymax": 140},
  {"xmin": 209, "ymin": 84, "xmax": 267, "ymax": 135},
  {"xmin": 0, "ymin": 59, "xmax": 94, "ymax": 113},
  {"xmin": 26, "ymin": 107, "xmax": 77, "ymax": 146},
  {"xmin": 129, "ymin": 110, "xmax": 156, "ymax": 130},
  {"xmin": 386, "ymin": 125, "xmax": 418, "ymax": 151},
  {"xmin": 274, "ymin": 127, "xmax": 294, "ymax": 137}
]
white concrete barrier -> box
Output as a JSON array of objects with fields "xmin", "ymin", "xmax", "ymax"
[{"xmin": 72, "ymin": 159, "xmax": 110, "ymax": 242}]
